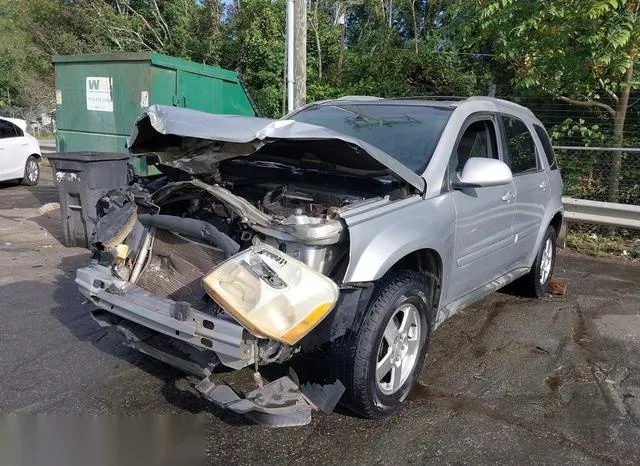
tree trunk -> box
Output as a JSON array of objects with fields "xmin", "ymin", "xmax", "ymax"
[
  {"xmin": 609, "ymin": 61, "xmax": 634, "ymax": 203},
  {"xmin": 338, "ymin": 21, "xmax": 345, "ymax": 80},
  {"xmin": 312, "ymin": 1, "xmax": 322, "ymax": 81},
  {"xmin": 293, "ymin": 0, "xmax": 307, "ymax": 109},
  {"xmin": 411, "ymin": 0, "xmax": 418, "ymax": 54}
]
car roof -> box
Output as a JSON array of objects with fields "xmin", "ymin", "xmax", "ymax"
[{"xmin": 312, "ymin": 96, "xmax": 537, "ymax": 120}]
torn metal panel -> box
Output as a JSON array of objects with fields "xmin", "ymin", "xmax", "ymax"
[
  {"xmin": 299, "ymin": 380, "xmax": 345, "ymax": 415},
  {"xmin": 196, "ymin": 376, "xmax": 309, "ymax": 427},
  {"xmin": 93, "ymin": 202, "xmax": 138, "ymax": 249},
  {"xmin": 76, "ymin": 264, "xmax": 253, "ymax": 370},
  {"xmin": 128, "ymin": 104, "xmax": 426, "ymax": 193},
  {"xmin": 91, "ymin": 309, "xmax": 220, "ymax": 377}
]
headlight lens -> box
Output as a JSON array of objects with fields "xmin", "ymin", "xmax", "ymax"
[{"xmin": 203, "ymin": 244, "xmax": 339, "ymax": 345}]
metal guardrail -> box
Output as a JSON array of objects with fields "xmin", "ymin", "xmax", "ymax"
[
  {"xmin": 552, "ymin": 145, "xmax": 639, "ymax": 245},
  {"xmin": 553, "ymin": 145, "xmax": 640, "ymax": 153},
  {"xmin": 559, "ymin": 196, "xmax": 640, "ymax": 247},
  {"xmin": 562, "ymin": 197, "xmax": 640, "ymax": 230},
  {"xmin": 39, "ymin": 140, "xmax": 56, "ymax": 154}
]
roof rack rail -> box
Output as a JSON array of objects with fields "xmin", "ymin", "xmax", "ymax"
[
  {"xmin": 335, "ymin": 95, "xmax": 383, "ymax": 101},
  {"xmin": 389, "ymin": 95, "xmax": 469, "ymax": 101}
]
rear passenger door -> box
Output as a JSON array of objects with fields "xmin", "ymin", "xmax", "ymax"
[{"xmin": 500, "ymin": 115, "xmax": 551, "ymax": 268}]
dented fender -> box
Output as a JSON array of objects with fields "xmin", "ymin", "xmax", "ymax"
[{"xmin": 339, "ymin": 194, "xmax": 455, "ymax": 287}]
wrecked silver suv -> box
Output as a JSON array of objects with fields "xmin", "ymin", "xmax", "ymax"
[{"xmin": 76, "ymin": 97, "xmax": 563, "ymax": 426}]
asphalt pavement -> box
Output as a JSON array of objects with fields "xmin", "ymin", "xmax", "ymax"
[{"xmin": 1, "ymin": 168, "xmax": 639, "ymax": 465}]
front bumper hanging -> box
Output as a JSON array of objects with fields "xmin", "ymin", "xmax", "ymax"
[
  {"xmin": 77, "ymin": 264, "xmax": 344, "ymax": 427},
  {"xmin": 196, "ymin": 371, "xmax": 345, "ymax": 428}
]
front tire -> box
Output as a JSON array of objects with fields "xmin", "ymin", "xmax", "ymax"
[
  {"xmin": 21, "ymin": 156, "xmax": 39, "ymax": 186},
  {"xmin": 520, "ymin": 225, "xmax": 556, "ymax": 297},
  {"xmin": 337, "ymin": 271, "xmax": 431, "ymax": 419}
]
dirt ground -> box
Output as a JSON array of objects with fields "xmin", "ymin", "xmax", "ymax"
[{"xmin": 1, "ymin": 169, "xmax": 639, "ymax": 465}]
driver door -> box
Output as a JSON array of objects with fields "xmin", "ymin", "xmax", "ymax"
[{"xmin": 446, "ymin": 115, "xmax": 517, "ymax": 302}]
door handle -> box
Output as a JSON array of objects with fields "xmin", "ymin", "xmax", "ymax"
[
  {"xmin": 539, "ymin": 181, "xmax": 548, "ymax": 191},
  {"xmin": 501, "ymin": 191, "xmax": 515, "ymax": 202},
  {"xmin": 21, "ymin": 142, "xmax": 28, "ymax": 146}
]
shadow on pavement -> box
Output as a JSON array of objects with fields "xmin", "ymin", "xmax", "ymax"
[
  {"xmin": 32, "ymin": 210, "xmax": 65, "ymax": 245},
  {"xmin": 0, "ymin": 177, "xmax": 58, "ymax": 209}
]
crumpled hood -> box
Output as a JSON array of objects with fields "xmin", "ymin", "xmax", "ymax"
[{"xmin": 128, "ymin": 105, "xmax": 425, "ymax": 193}]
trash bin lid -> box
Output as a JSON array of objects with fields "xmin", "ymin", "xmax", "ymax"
[{"xmin": 47, "ymin": 152, "xmax": 131, "ymax": 162}]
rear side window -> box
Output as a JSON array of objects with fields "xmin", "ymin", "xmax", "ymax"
[
  {"xmin": 0, "ymin": 120, "xmax": 18, "ymax": 139},
  {"xmin": 533, "ymin": 125, "xmax": 557, "ymax": 169},
  {"xmin": 501, "ymin": 116, "xmax": 538, "ymax": 174}
]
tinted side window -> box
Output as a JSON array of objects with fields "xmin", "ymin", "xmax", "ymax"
[
  {"xmin": 0, "ymin": 120, "xmax": 17, "ymax": 139},
  {"xmin": 502, "ymin": 116, "xmax": 537, "ymax": 174},
  {"xmin": 451, "ymin": 119, "xmax": 498, "ymax": 173},
  {"xmin": 533, "ymin": 124, "xmax": 557, "ymax": 169}
]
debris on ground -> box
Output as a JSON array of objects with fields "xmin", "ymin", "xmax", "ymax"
[{"xmin": 547, "ymin": 277, "xmax": 567, "ymax": 295}]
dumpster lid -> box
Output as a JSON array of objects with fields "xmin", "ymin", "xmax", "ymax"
[
  {"xmin": 128, "ymin": 105, "xmax": 426, "ymax": 193},
  {"xmin": 52, "ymin": 52, "xmax": 239, "ymax": 83},
  {"xmin": 47, "ymin": 152, "xmax": 131, "ymax": 162}
]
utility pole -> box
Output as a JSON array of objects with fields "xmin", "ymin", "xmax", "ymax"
[
  {"xmin": 286, "ymin": 0, "xmax": 306, "ymax": 114},
  {"xmin": 286, "ymin": 0, "xmax": 295, "ymax": 114},
  {"xmin": 337, "ymin": 12, "xmax": 345, "ymax": 80},
  {"xmin": 293, "ymin": 0, "xmax": 307, "ymax": 110}
]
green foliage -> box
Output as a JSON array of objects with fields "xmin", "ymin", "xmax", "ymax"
[
  {"xmin": 550, "ymin": 118, "xmax": 607, "ymax": 199},
  {"xmin": 454, "ymin": 0, "xmax": 640, "ymax": 202},
  {"xmin": 454, "ymin": 0, "xmax": 640, "ymax": 98},
  {"xmin": 566, "ymin": 232, "xmax": 629, "ymax": 257},
  {"xmin": 1, "ymin": 0, "xmax": 487, "ymax": 119},
  {"xmin": 219, "ymin": 0, "xmax": 287, "ymax": 117},
  {"xmin": 342, "ymin": 32, "xmax": 480, "ymax": 97}
]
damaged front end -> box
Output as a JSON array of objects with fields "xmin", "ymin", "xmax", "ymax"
[{"xmin": 76, "ymin": 105, "xmax": 420, "ymax": 426}]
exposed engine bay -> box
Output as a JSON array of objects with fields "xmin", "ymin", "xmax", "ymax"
[{"xmin": 90, "ymin": 155, "xmax": 412, "ymax": 365}]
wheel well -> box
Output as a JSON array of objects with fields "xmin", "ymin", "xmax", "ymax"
[
  {"xmin": 387, "ymin": 249, "xmax": 443, "ymax": 315},
  {"xmin": 550, "ymin": 211, "xmax": 563, "ymax": 237},
  {"xmin": 30, "ymin": 153, "xmax": 41, "ymax": 159}
]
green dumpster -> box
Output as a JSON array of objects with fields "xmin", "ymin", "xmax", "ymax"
[{"xmin": 52, "ymin": 52, "xmax": 258, "ymax": 175}]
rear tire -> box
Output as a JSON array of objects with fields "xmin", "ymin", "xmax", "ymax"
[
  {"xmin": 520, "ymin": 225, "xmax": 556, "ymax": 297},
  {"xmin": 335, "ymin": 271, "xmax": 431, "ymax": 419},
  {"xmin": 21, "ymin": 156, "xmax": 39, "ymax": 186}
]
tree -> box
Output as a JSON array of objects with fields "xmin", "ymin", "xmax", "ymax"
[
  {"xmin": 220, "ymin": 0, "xmax": 287, "ymax": 117},
  {"xmin": 455, "ymin": 0, "xmax": 640, "ymax": 202},
  {"xmin": 0, "ymin": 0, "xmax": 55, "ymax": 117}
]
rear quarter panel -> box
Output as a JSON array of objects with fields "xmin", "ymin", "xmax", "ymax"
[
  {"xmin": 6, "ymin": 135, "xmax": 41, "ymax": 179},
  {"xmin": 524, "ymin": 168, "xmax": 563, "ymax": 266}
]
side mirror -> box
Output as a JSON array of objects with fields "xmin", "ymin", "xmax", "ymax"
[{"xmin": 453, "ymin": 157, "xmax": 513, "ymax": 188}]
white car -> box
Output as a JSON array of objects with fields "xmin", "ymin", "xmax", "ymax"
[{"xmin": 0, "ymin": 116, "xmax": 41, "ymax": 185}]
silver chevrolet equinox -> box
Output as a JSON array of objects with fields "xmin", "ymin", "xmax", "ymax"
[{"xmin": 76, "ymin": 96, "xmax": 563, "ymax": 425}]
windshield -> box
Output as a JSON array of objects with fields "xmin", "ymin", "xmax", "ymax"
[{"xmin": 289, "ymin": 103, "xmax": 452, "ymax": 173}]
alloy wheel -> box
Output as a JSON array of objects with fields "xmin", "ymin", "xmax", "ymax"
[
  {"xmin": 376, "ymin": 303, "xmax": 421, "ymax": 395},
  {"xmin": 539, "ymin": 237, "xmax": 553, "ymax": 284},
  {"xmin": 27, "ymin": 159, "xmax": 39, "ymax": 183}
]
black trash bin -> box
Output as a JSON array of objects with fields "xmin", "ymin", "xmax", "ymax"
[{"xmin": 47, "ymin": 152, "xmax": 130, "ymax": 248}]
